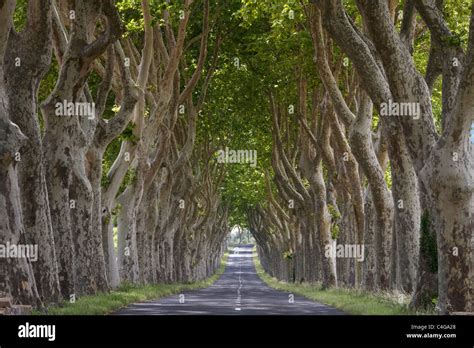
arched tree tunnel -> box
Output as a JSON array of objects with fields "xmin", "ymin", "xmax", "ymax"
[{"xmin": 0, "ymin": 0, "xmax": 472, "ymax": 316}]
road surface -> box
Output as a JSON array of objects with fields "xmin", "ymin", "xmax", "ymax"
[{"xmin": 114, "ymin": 245, "xmax": 344, "ymax": 315}]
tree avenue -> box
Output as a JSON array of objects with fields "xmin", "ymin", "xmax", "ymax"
[{"xmin": 0, "ymin": 0, "xmax": 472, "ymax": 315}]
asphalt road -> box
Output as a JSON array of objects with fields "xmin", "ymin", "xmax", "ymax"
[{"xmin": 114, "ymin": 245, "xmax": 344, "ymax": 315}]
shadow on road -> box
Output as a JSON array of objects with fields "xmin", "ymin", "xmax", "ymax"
[{"xmin": 114, "ymin": 245, "xmax": 345, "ymax": 315}]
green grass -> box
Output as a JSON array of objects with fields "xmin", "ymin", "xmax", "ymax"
[
  {"xmin": 253, "ymin": 255, "xmax": 431, "ymax": 315},
  {"xmin": 36, "ymin": 253, "xmax": 229, "ymax": 315}
]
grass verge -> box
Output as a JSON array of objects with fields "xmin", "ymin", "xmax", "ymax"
[
  {"xmin": 253, "ymin": 254, "xmax": 430, "ymax": 315},
  {"xmin": 36, "ymin": 253, "xmax": 229, "ymax": 315}
]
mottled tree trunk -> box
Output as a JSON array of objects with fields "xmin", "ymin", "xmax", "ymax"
[
  {"xmin": 117, "ymin": 183, "xmax": 141, "ymax": 283},
  {"xmin": 4, "ymin": 0, "xmax": 61, "ymax": 302},
  {"xmin": 0, "ymin": 0, "xmax": 41, "ymax": 302}
]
